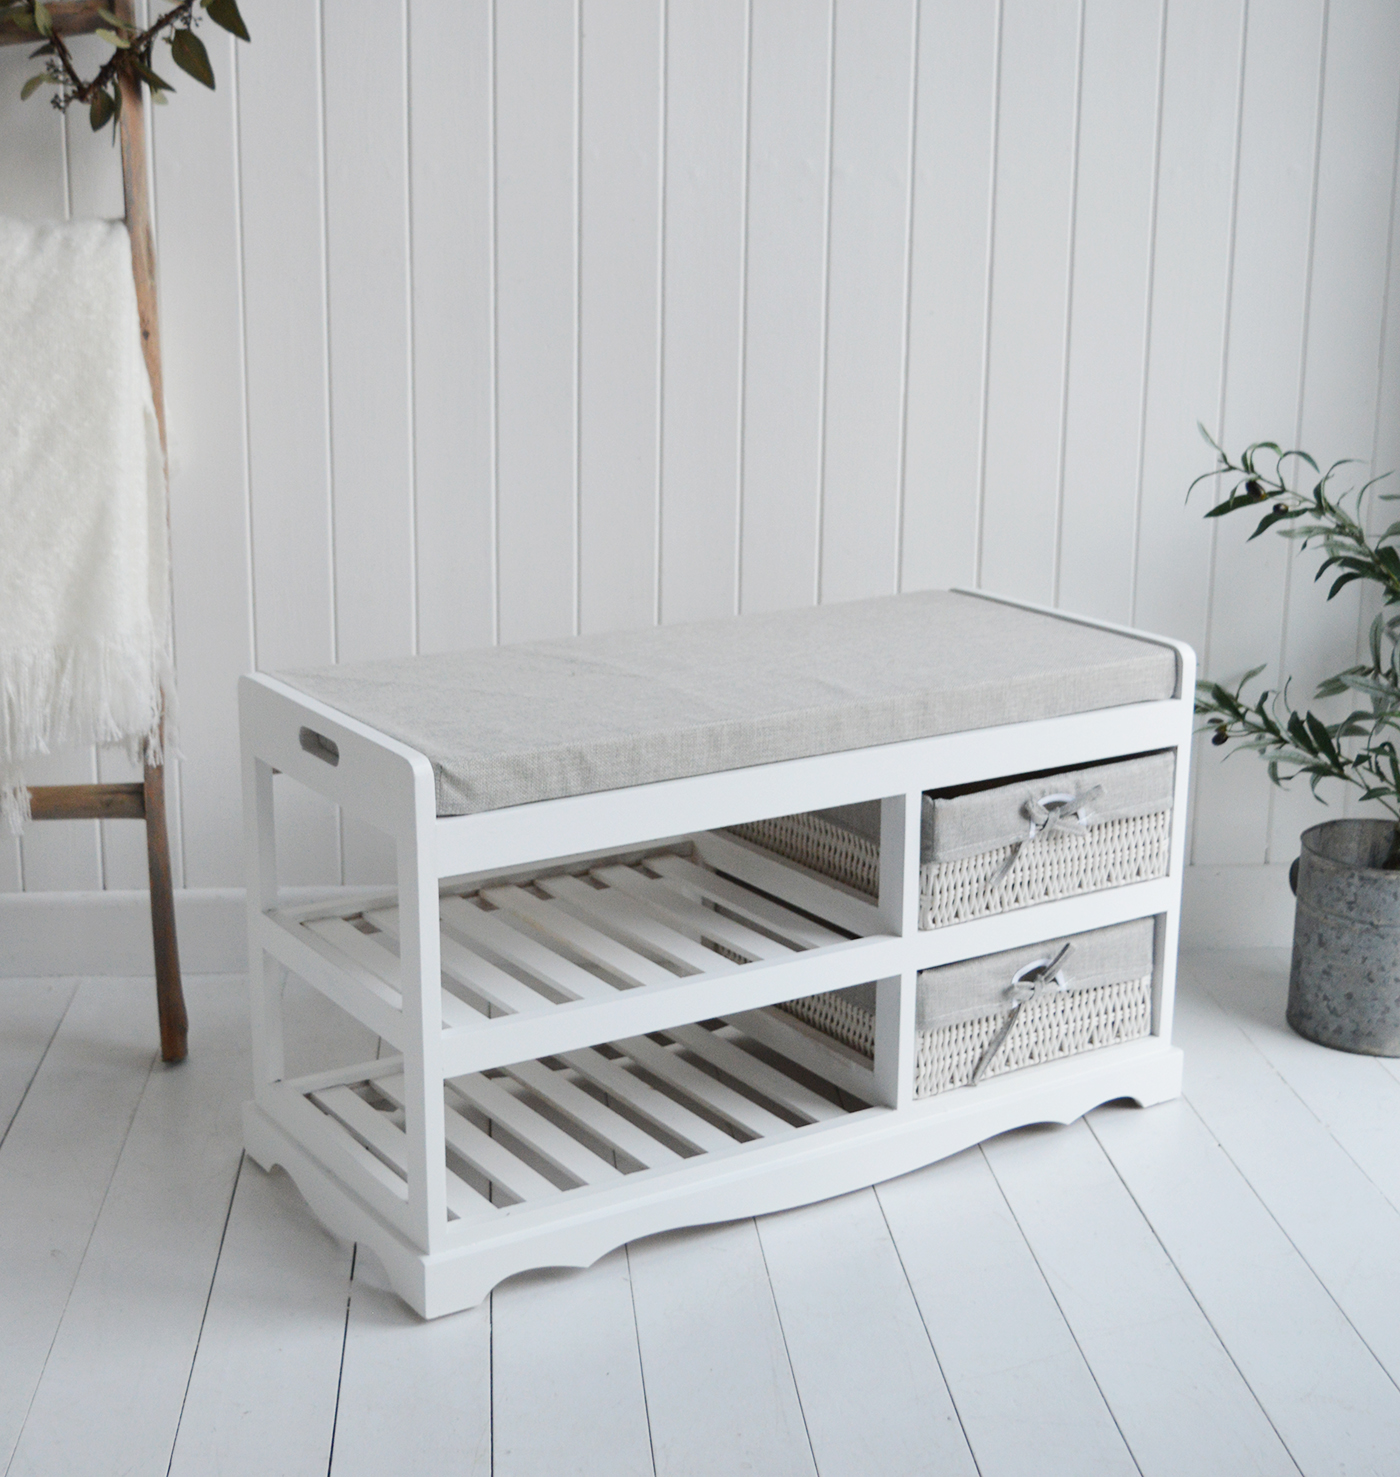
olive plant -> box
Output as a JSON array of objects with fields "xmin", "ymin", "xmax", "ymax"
[
  {"xmin": 1192, "ymin": 429, "xmax": 1400, "ymax": 859},
  {"xmin": 5, "ymin": 0, "xmax": 248, "ymax": 129}
]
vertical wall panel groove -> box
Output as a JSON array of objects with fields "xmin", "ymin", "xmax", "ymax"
[
  {"xmin": 653, "ymin": 0, "xmax": 667, "ymax": 629},
  {"xmin": 814, "ymin": 0, "xmax": 837, "ymax": 608},
  {"xmin": 900, "ymin": 1, "xmax": 1001, "ymax": 597},
  {"xmin": 1127, "ymin": 0, "xmax": 1170, "ymax": 631},
  {"xmin": 403, "ymin": 3, "xmax": 420, "ymax": 658},
  {"xmin": 973, "ymin": 0, "xmax": 1006, "ymax": 590},
  {"xmin": 409, "ymin": 0, "xmax": 497, "ymax": 659},
  {"xmin": 575, "ymin": 2, "xmax": 583, "ymax": 639},
  {"xmin": 491, "ymin": 0, "xmax": 503, "ymax": 648},
  {"xmin": 892, "ymin": 0, "xmax": 922, "ymax": 590},
  {"xmin": 1055, "ymin": 0, "xmax": 1162, "ymax": 627},
  {"xmin": 316, "ymin": 0, "xmax": 339, "ymax": 678},
  {"xmin": 495, "ymin": 0, "xmax": 580, "ymax": 645},
  {"xmin": 979, "ymin": 0, "xmax": 1081, "ymax": 607},
  {"xmin": 1050, "ymin": 0, "xmax": 1087, "ymax": 612},
  {"xmin": 322, "ymin": 0, "xmax": 415, "ymax": 669},
  {"xmin": 739, "ymin": 0, "xmax": 834, "ymax": 615},
  {"xmin": 733, "ymin": 0, "xmax": 754, "ymax": 617},
  {"xmin": 658, "ymin": 0, "xmax": 749, "ymax": 625},
  {"xmin": 816, "ymin": 0, "xmax": 919, "ymax": 606},
  {"xmin": 577, "ymin": 0, "xmax": 664, "ymax": 635}
]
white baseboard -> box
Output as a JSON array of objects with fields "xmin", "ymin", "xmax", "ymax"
[
  {"xmin": 1, "ymin": 865, "xmax": 1297, "ymax": 978},
  {"xmin": 0, "ymin": 887, "xmax": 365, "ymax": 977}
]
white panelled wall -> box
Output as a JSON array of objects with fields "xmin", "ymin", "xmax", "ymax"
[{"xmin": 2, "ymin": 0, "xmax": 1400, "ymax": 946}]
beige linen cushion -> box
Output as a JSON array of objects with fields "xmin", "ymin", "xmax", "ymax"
[{"xmin": 277, "ymin": 590, "xmax": 1178, "ymax": 818}]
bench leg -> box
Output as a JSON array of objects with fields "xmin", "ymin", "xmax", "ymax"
[{"xmin": 144, "ymin": 751, "xmax": 187, "ymax": 1063}]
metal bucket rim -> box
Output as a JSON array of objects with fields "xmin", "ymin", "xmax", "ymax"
[{"xmin": 1300, "ymin": 817, "xmax": 1400, "ymax": 876}]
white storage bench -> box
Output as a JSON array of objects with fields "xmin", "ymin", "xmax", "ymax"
[{"xmin": 239, "ymin": 589, "xmax": 1193, "ymax": 1318}]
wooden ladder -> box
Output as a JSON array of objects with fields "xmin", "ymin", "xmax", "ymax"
[{"xmin": 1, "ymin": 0, "xmax": 187, "ymax": 1062}]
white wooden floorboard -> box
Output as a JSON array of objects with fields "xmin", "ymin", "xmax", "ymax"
[
  {"xmin": 876, "ymin": 1145, "xmax": 1139, "ymax": 1477},
  {"xmin": 0, "ymin": 978, "xmax": 156, "ymax": 1472},
  {"xmin": 755, "ymin": 1188, "xmax": 978, "ymax": 1477},
  {"xmin": 164, "ymin": 981, "xmax": 379, "ymax": 1477},
  {"xmin": 491, "ymin": 1248, "xmax": 653, "ymax": 1477},
  {"xmin": 1187, "ymin": 948, "xmax": 1400, "ymax": 1215},
  {"xmin": 1088, "ymin": 1096, "xmax": 1400, "ymax": 1475},
  {"xmin": 1174, "ymin": 965, "xmax": 1400, "ymax": 1386},
  {"xmin": 7, "ymin": 978, "xmax": 249, "ymax": 1477},
  {"xmin": 981, "ymin": 1119, "xmax": 1298, "ymax": 1476},
  {"xmin": 628, "ymin": 1219, "xmax": 815, "ymax": 1477},
  {"xmin": 0, "ymin": 979, "xmax": 75, "ymax": 1146},
  {"xmin": 164, "ymin": 1157, "xmax": 353, "ymax": 1477},
  {"xmin": 329, "ymin": 1247, "xmax": 492, "ymax": 1477}
]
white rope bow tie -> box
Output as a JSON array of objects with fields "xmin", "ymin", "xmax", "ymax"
[
  {"xmin": 986, "ymin": 784, "xmax": 1105, "ymax": 891},
  {"xmin": 970, "ymin": 940, "xmax": 1074, "ymax": 1085}
]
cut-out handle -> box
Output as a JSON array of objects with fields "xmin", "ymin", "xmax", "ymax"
[{"xmin": 299, "ymin": 727, "xmax": 340, "ymax": 766}]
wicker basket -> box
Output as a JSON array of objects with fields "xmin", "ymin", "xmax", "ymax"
[
  {"xmin": 778, "ymin": 918, "xmax": 1156, "ymax": 1097},
  {"xmin": 728, "ymin": 751, "xmax": 1174, "ymax": 929}
]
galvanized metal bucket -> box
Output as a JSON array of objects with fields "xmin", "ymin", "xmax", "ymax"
[{"xmin": 1288, "ymin": 818, "xmax": 1400, "ymax": 1056}]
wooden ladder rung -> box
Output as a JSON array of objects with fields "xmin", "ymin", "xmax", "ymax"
[
  {"xmin": 27, "ymin": 782, "xmax": 146, "ymax": 822},
  {"xmin": 0, "ymin": 1, "xmax": 102, "ymax": 46}
]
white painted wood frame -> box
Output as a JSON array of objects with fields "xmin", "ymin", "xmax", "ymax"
[{"xmin": 239, "ymin": 594, "xmax": 1195, "ymax": 1317}]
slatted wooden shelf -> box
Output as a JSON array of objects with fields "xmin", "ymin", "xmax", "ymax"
[
  {"xmin": 280, "ymin": 1018, "xmax": 868, "ymax": 1240},
  {"xmin": 260, "ymin": 847, "xmax": 894, "ymax": 1077}
]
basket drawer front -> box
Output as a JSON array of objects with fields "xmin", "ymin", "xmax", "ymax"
[
  {"xmin": 922, "ymin": 750, "xmax": 1174, "ymax": 926},
  {"xmin": 776, "ymin": 917, "xmax": 1157, "ymax": 1098},
  {"xmin": 727, "ymin": 750, "xmax": 1175, "ymax": 929}
]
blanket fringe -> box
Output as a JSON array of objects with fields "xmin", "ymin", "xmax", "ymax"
[
  {"xmin": 1, "ymin": 640, "xmax": 176, "ymax": 836},
  {"xmin": 2, "ymin": 777, "xmax": 31, "ymax": 837}
]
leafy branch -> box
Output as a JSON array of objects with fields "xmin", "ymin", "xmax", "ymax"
[
  {"xmin": 1189, "ymin": 427, "xmax": 1400, "ymax": 603},
  {"xmin": 1191, "ymin": 427, "xmax": 1400, "ymax": 843},
  {"xmin": 7, "ymin": 0, "xmax": 248, "ymax": 130}
]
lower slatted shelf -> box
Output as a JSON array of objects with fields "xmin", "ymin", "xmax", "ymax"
[{"xmin": 295, "ymin": 1017, "xmax": 869, "ymax": 1229}]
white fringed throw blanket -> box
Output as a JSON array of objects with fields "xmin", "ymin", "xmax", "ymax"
[{"xmin": 0, "ymin": 217, "xmax": 174, "ymax": 834}]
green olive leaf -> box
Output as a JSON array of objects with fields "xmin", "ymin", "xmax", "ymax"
[
  {"xmin": 89, "ymin": 86, "xmax": 114, "ymax": 130},
  {"xmin": 206, "ymin": 0, "xmax": 249, "ymax": 41},
  {"xmin": 170, "ymin": 26, "xmax": 215, "ymax": 88}
]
